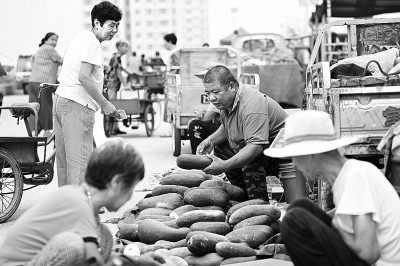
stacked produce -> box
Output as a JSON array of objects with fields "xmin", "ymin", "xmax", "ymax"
[{"xmin": 116, "ymin": 155, "xmax": 289, "ymax": 265}]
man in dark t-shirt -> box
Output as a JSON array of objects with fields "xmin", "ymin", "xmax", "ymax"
[{"xmin": 197, "ymin": 65, "xmax": 287, "ymax": 202}]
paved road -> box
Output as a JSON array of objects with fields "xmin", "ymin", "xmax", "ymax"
[{"xmin": 0, "ymin": 94, "xmax": 192, "ymax": 245}]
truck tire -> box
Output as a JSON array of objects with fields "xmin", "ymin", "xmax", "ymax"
[{"xmin": 172, "ymin": 121, "xmax": 181, "ymax": 157}]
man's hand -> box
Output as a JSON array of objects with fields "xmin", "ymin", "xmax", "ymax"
[
  {"xmin": 196, "ymin": 139, "xmax": 214, "ymax": 155},
  {"xmin": 203, "ymin": 154, "xmax": 226, "ymax": 175},
  {"xmin": 101, "ymin": 101, "xmax": 118, "ymax": 117},
  {"xmin": 132, "ymin": 252, "xmax": 166, "ymax": 266},
  {"xmin": 195, "ymin": 109, "xmax": 205, "ymax": 120}
]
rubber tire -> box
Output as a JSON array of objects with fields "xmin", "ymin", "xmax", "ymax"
[
  {"xmin": 103, "ymin": 115, "xmax": 114, "ymax": 138},
  {"xmin": 172, "ymin": 120, "xmax": 181, "ymax": 157},
  {"xmin": 144, "ymin": 104, "xmax": 155, "ymax": 137},
  {"xmin": 0, "ymin": 148, "xmax": 23, "ymax": 223}
]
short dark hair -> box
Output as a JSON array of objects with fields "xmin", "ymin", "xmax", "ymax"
[
  {"xmin": 203, "ymin": 65, "xmax": 238, "ymax": 88},
  {"xmin": 91, "ymin": 1, "xmax": 123, "ymax": 27},
  {"xmin": 116, "ymin": 40, "xmax": 128, "ymax": 48},
  {"xmin": 39, "ymin": 32, "xmax": 58, "ymax": 47},
  {"xmin": 85, "ymin": 139, "xmax": 145, "ymax": 190},
  {"xmin": 163, "ymin": 33, "xmax": 177, "ymax": 45}
]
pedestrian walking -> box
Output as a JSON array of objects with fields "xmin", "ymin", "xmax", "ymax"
[{"xmin": 28, "ymin": 32, "xmax": 63, "ymax": 137}]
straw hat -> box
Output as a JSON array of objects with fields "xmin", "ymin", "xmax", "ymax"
[
  {"xmin": 195, "ymin": 61, "xmax": 226, "ymax": 79},
  {"xmin": 264, "ymin": 110, "xmax": 358, "ymax": 158}
]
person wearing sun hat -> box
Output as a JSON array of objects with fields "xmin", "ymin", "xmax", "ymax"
[
  {"xmin": 196, "ymin": 63, "xmax": 287, "ymax": 202},
  {"xmin": 264, "ymin": 110, "xmax": 400, "ymax": 266}
]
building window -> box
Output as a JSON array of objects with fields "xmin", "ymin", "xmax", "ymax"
[
  {"xmin": 147, "ymin": 33, "xmax": 153, "ymax": 38},
  {"xmin": 135, "ymin": 9, "xmax": 140, "ymax": 14},
  {"xmin": 136, "ymin": 21, "xmax": 141, "ymax": 26},
  {"xmin": 160, "ymin": 20, "xmax": 168, "ymax": 26},
  {"xmin": 146, "ymin": 21, "xmax": 152, "ymax": 26},
  {"xmin": 137, "ymin": 33, "xmax": 142, "ymax": 38},
  {"xmin": 137, "ymin": 45, "xmax": 142, "ymax": 49},
  {"xmin": 159, "ymin": 8, "xmax": 167, "ymax": 14}
]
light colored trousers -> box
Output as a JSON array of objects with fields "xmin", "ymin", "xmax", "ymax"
[{"xmin": 53, "ymin": 95, "xmax": 95, "ymax": 186}]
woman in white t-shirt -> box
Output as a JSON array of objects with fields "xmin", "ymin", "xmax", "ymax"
[{"xmin": 54, "ymin": 1, "xmax": 124, "ymax": 186}]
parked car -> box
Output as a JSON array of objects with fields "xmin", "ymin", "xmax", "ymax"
[{"xmin": 15, "ymin": 55, "xmax": 32, "ymax": 94}]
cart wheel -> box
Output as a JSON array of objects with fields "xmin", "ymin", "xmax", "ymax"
[
  {"xmin": 172, "ymin": 121, "xmax": 181, "ymax": 157},
  {"xmin": 144, "ymin": 104, "xmax": 155, "ymax": 137},
  {"xmin": 0, "ymin": 148, "xmax": 23, "ymax": 223},
  {"xmin": 103, "ymin": 115, "xmax": 114, "ymax": 137}
]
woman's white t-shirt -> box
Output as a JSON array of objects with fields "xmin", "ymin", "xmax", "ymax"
[
  {"xmin": 57, "ymin": 31, "xmax": 103, "ymax": 111},
  {"xmin": 333, "ymin": 159, "xmax": 400, "ymax": 266}
]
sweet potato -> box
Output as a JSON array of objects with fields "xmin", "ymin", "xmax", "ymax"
[
  {"xmin": 226, "ymin": 225, "xmax": 274, "ymax": 248},
  {"xmin": 215, "ymin": 242, "xmax": 257, "ymax": 258},
  {"xmin": 177, "ymin": 209, "xmax": 226, "ymax": 228},
  {"xmin": 134, "ymin": 215, "xmax": 174, "ymax": 223},
  {"xmin": 184, "ymin": 253, "xmax": 224, "ymax": 266},
  {"xmin": 152, "ymin": 185, "xmax": 189, "ymax": 197},
  {"xmin": 176, "ymin": 154, "xmax": 212, "ymax": 170},
  {"xmin": 168, "ymin": 247, "xmax": 193, "ymax": 258},
  {"xmin": 229, "ymin": 205, "xmax": 281, "ymax": 224},
  {"xmin": 116, "ymin": 223, "xmax": 139, "ymax": 241},
  {"xmin": 226, "ymin": 199, "xmax": 269, "ymax": 221},
  {"xmin": 197, "ymin": 206, "xmax": 225, "ymax": 212},
  {"xmin": 138, "ymin": 219, "xmax": 191, "ymax": 244},
  {"xmin": 220, "ymin": 256, "xmax": 257, "ymax": 265},
  {"xmin": 200, "ymin": 180, "xmax": 245, "ymax": 202},
  {"xmin": 184, "ymin": 187, "xmax": 230, "ymax": 208},
  {"xmin": 160, "ymin": 173, "xmax": 205, "ymax": 187},
  {"xmin": 170, "ymin": 205, "xmax": 198, "ymax": 219},
  {"xmin": 138, "ymin": 207, "xmax": 173, "ymax": 217},
  {"xmin": 137, "ymin": 193, "xmax": 184, "ymax": 210},
  {"xmin": 190, "ymin": 221, "xmax": 232, "ymax": 235},
  {"xmin": 233, "ymin": 215, "xmax": 272, "ymax": 230}
]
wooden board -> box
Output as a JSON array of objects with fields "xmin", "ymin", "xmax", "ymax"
[{"xmin": 357, "ymin": 23, "xmax": 400, "ymax": 56}]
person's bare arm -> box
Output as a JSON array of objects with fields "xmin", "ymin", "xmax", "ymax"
[
  {"xmin": 203, "ymin": 144, "xmax": 263, "ymax": 175},
  {"xmin": 78, "ymin": 62, "xmax": 117, "ymax": 116},
  {"xmin": 335, "ymin": 214, "xmax": 380, "ymax": 264},
  {"xmin": 116, "ymin": 68, "xmax": 127, "ymax": 87},
  {"xmin": 201, "ymin": 111, "xmax": 217, "ymax": 123},
  {"xmin": 197, "ymin": 124, "xmax": 227, "ymax": 155}
]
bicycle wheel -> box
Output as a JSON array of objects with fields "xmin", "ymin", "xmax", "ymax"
[
  {"xmin": 103, "ymin": 115, "xmax": 114, "ymax": 137},
  {"xmin": 144, "ymin": 104, "xmax": 155, "ymax": 137},
  {"xmin": 0, "ymin": 148, "xmax": 23, "ymax": 223}
]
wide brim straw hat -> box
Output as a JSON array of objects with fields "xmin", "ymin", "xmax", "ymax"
[
  {"xmin": 264, "ymin": 110, "xmax": 358, "ymax": 158},
  {"xmin": 194, "ymin": 61, "xmax": 226, "ymax": 79}
]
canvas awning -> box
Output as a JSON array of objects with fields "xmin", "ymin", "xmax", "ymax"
[{"xmin": 312, "ymin": 0, "xmax": 400, "ymax": 22}]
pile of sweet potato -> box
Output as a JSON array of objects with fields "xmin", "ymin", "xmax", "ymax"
[{"xmin": 116, "ymin": 169, "xmax": 290, "ymax": 266}]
